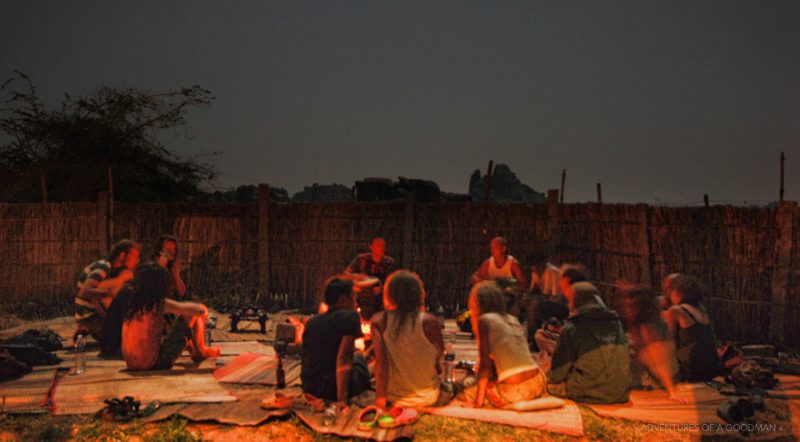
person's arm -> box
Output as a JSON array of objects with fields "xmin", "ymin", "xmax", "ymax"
[
  {"xmin": 371, "ymin": 313, "xmax": 389, "ymax": 410},
  {"xmin": 170, "ymin": 258, "xmax": 187, "ymax": 298},
  {"xmin": 472, "ymin": 316, "xmax": 493, "ymax": 407},
  {"xmin": 335, "ymin": 335, "xmax": 356, "ymax": 404},
  {"xmin": 511, "ymin": 260, "xmax": 527, "ymax": 292},
  {"xmin": 78, "ymin": 278, "xmax": 107, "ymax": 301},
  {"xmin": 164, "ymin": 299, "xmax": 207, "ymax": 319},
  {"xmin": 98, "ymin": 269, "xmax": 134, "ymax": 297},
  {"xmin": 344, "ymin": 256, "xmax": 360, "ymax": 275},
  {"xmin": 529, "ymin": 269, "xmax": 541, "ymax": 293},
  {"xmin": 470, "ymin": 261, "xmax": 489, "ymax": 285},
  {"xmin": 547, "ymin": 324, "xmax": 576, "ymax": 384},
  {"xmin": 422, "ymin": 313, "xmax": 444, "ymax": 374},
  {"xmin": 661, "ymin": 307, "xmax": 678, "ymax": 335}
]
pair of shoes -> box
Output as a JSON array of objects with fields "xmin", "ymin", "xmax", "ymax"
[
  {"xmin": 358, "ymin": 406, "xmax": 418, "ymax": 430},
  {"xmin": 96, "ymin": 396, "xmax": 140, "ymax": 422},
  {"xmin": 261, "ymin": 392, "xmax": 325, "ymax": 412}
]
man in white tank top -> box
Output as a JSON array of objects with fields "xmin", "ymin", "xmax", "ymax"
[{"xmin": 470, "ymin": 237, "xmax": 527, "ymax": 292}]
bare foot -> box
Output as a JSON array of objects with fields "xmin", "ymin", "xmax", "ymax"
[{"xmin": 191, "ymin": 346, "xmax": 221, "ymax": 362}]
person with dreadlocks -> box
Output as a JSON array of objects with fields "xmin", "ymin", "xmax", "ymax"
[
  {"xmin": 121, "ymin": 263, "xmax": 219, "ymax": 371},
  {"xmin": 372, "ymin": 270, "xmax": 451, "ymax": 409}
]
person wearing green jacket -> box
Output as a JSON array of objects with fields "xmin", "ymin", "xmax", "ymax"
[{"xmin": 547, "ymin": 282, "xmax": 631, "ymax": 404}]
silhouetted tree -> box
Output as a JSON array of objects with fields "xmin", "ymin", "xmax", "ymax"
[{"xmin": 0, "ymin": 71, "xmax": 217, "ymax": 202}]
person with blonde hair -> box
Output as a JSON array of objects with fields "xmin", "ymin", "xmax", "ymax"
[
  {"xmin": 372, "ymin": 270, "xmax": 450, "ymax": 409},
  {"xmin": 463, "ymin": 281, "xmax": 554, "ymax": 410}
]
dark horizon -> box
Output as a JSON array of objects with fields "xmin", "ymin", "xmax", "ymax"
[{"xmin": 1, "ymin": 1, "xmax": 798, "ymax": 205}]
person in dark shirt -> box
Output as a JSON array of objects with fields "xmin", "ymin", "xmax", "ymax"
[
  {"xmin": 345, "ymin": 237, "xmax": 396, "ymax": 320},
  {"xmin": 661, "ymin": 275, "xmax": 720, "ymax": 382},
  {"xmin": 301, "ymin": 278, "xmax": 370, "ymax": 405}
]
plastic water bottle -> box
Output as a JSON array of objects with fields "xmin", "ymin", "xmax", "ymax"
[
  {"xmin": 72, "ymin": 334, "xmax": 86, "ymax": 375},
  {"xmin": 443, "ymin": 334, "xmax": 456, "ymax": 384},
  {"xmin": 322, "ymin": 405, "xmax": 337, "ymax": 426}
]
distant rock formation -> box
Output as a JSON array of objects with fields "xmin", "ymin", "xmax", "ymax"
[
  {"xmin": 469, "ymin": 164, "xmax": 546, "ymax": 203},
  {"xmin": 292, "ymin": 183, "xmax": 352, "ymax": 202}
]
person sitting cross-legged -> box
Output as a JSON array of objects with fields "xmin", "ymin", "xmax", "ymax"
[
  {"xmin": 661, "ymin": 275, "xmax": 720, "ymax": 382},
  {"xmin": 372, "ymin": 270, "xmax": 452, "ymax": 409},
  {"xmin": 121, "ymin": 263, "xmax": 219, "ymax": 371},
  {"xmin": 301, "ymin": 277, "xmax": 371, "ymax": 405},
  {"xmin": 461, "ymin": 281, "xmax": 549, "ymax": 409},
  {"xmin": 547, "ymin": 282, "xmax": 631, "ymax": 404}
]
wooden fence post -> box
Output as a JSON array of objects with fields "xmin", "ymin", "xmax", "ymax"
[
  {"xmin": 40, "ymin": 174, "xmax": 47, "ymax": 204},
  {"xmin": 402, "ymin": 191, "xmax": 415, "ymax": 268},
  {"xmin": 258, "ymin": 184, "xmax": 270, "ymax": 296},
  {"xmin": 107, "ymin": 167, "xmax": 114, "ymax": 242},
  {"xmin": 637, "ymin": 204, "xmax": 653, "ymax": 287},
  {"xmin": 769, "ymin": 201, "xmax": 796, "ymax": 344},
  {"xmin": 547, "ymin": 189, "xmax": 561, "ymax": 261},
  {"xmin": 98, "ymin": 191, "xmax": 110, "ymax": 251}
]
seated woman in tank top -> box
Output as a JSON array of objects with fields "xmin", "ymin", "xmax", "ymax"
[
  {"xmin": 661, "ymin": 275, "xmax": 720, "ymax": 382},
  {"xmin": 372, "ymin": 270, "xmax": 452, "ymax": 409},
  {"xmin": 462, "ymin": 281, "xmax": 547, "ymax": 408}
]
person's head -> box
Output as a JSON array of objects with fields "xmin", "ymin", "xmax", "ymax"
[
  {"xmin": 570, "ymin": 282, "xmax": 601, "ymax": 311},
  {"xmin": 152, "ymin": 234, "xmax": 178, "ymax": 265},
  {"xmin": 468, "ymin": 280, "xmax": 507, "ymax": 318},
  {"xmin": 383, "ymin": 270, "xmax": 425, "ymax": 335},
  {"xmin": 618, "ymin": 285, "xmax": 659, "ymax": 325},
  {"xmin": 490, "ymin": 237, "xmax": 508, "ymax": 260},
  {"xmin": 323, "ymin": 277, "xmax": 356, "ymax": 311},
  {"xmin": 108, "ymin": 239, "xmax": 141, "ymax": 270},
  {"xmin": 559, "ymin": 267, "xmax": 587, "ymax": 301},
  {"xmin": 369, "ymin": 237, "xmax": 386, "ymax": 260},
  {"xmin": 669, "ymin": 275, "xmax": 704, "ymax": 306},
  {"xmin": 661, "ymin": 273, "xmax": 680, "ymax": 298},
  {"xmin": 125, "ymin": 263, "xmax": 172, "ymax": 320}
]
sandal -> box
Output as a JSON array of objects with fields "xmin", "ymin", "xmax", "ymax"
[
  {"xmin": 260, "ymin": 392, "xmax": 297, "ymax": 409},
  {"xmin": 295, "ymin": 393, "xmax": 325, "ymax": 413},
  {"xmin": 378, "ymin": 406, "xmax": 418, "ymax": 428},
  {"xmin": 357, "ymin": 406, "xmax": 380, "ymax": 431}
]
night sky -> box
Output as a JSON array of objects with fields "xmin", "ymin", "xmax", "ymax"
[{"xmin": 2, "ymin": 1, "xmax": 798, "ymax": 204}]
